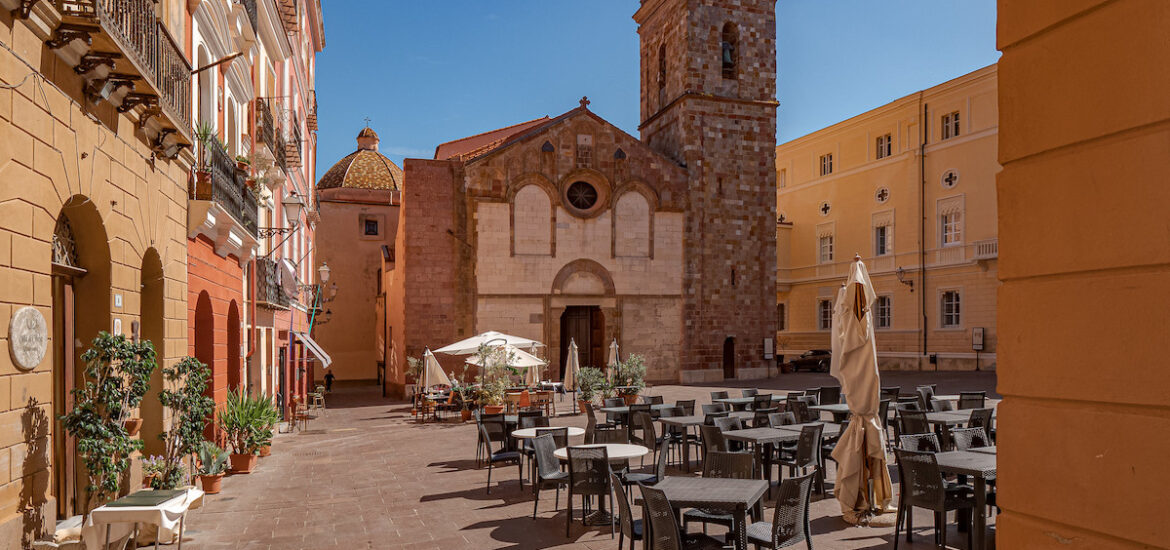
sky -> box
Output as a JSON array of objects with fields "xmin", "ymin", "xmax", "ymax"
[{"xmin": 313, "ymin": 0, "xmax": 999, "ymax": 178}]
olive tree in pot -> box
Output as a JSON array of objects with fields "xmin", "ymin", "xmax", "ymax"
[
  {"xmin": 152, "ymin": 356, "xmax": 214, "ymax": 489},
  {"xmin": 613, "ymin": 354, "xmax": 647, "ymax": 405},
  {"xmin": 217, "ymin": 390, "xmax": 265, "ymax": 473},
  {"xmin": 60, "ymin": 332, "xmax": 157, "ymax": 517},
  {"xmin": 576, "ymin": 367, "xmax": 606, "ymax": 413},
  {"xmin": 194, "ymin": 442, "xmax": 229, "ymax": 494}
]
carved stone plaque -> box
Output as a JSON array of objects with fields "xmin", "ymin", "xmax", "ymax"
[{"xmin": 10, "ymin": 306, "xmax": 47, "ymax": 371}]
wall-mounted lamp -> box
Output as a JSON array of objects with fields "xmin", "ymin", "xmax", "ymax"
[
  {"xmin": 896, "ymin": 266, "xmax": 915, "ymax": 292},
  {"xmin": 318, "ymin": 262, "xmax": 331, "ymax": 283}
]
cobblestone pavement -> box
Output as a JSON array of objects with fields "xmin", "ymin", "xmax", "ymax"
[{"xmin": 180, "ymin": 372, "xmax": 997, "ymax": 549}]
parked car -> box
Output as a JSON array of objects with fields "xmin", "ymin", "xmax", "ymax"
[{"xmin": 788, "ymin": 349, "xmax": 831, "ymax": 372}]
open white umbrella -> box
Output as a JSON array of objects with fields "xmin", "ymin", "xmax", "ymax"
[
  {"xmin": 829, "ymin": 256, "xmax": 893, "ymax": 524},
  {"xmin": 420, "ymin": 348, "xmax": 451, "ymax": 389},
  {"xmin": 465, "ymin": 344, "xmax": 547, "ymax": 369},
  {"xmin": 607, "ymin": 338, "xmax": 620, "ymax": 380},
  {"xmin": 563, "ymin": 338, "xmax": 580, "ymax": 392},
  {"xmin": 434, "ymin": 331, "xmax": 541, "ymax": 355}
]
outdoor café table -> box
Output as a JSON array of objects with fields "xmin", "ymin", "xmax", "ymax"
[
  {"xmin": 925, "ymin": 408, "xmax": 997, "ymax": 428},
  {"xmin": 599, "ymin": 403, "xmax": 676, "ymax": 424},
  {"xmin": 554, "ymin": 444, "xmax": 650, "ymax": 525},
  {"xmin": 775, "ymin": 421, "xmax": 841, "ymax": 438},
  {"xmin": 511, "ymin": 426, "xmax": 586, "ymax": 439},
  {"xmin": 714, "ymin": 394, "xmax": 780, "ymax": 410},
  {"xmin": 657, "ymin": 412, "xmax": 754, "ymax": 471},
  {"xmin": 84, "ymin": 487, "xmax": 203, "ymax": 550},
  {"xmin": 807, "ymin": 402, "xmax": 852, "ymax": 422},
  {"xmin": 721, "ymin": 427, "xmax": 800, "ymax": 484},
  {"xmin": 969, "ymin": 445, "xmax": 997, "ymax": 455},
  {"xmin": 934, "ymin": 449, "xmax": 997, "ymax": 550},
  {"xmin": 638, "ymin": 476, "xmax": 768, "ymax": 550}
]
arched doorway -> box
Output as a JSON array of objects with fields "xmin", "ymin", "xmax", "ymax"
[
  {"xmin": 51, "ymin": 196, "xmax": 111, "ymax": 519},
  {"xmin": 139, "ymin": 249, "xmax": 165, "ymax": 457},
  {"xmin": 559, "ymin": 307, "xmax": 604, "ymax": 378},
  {"xmin": 227, "ymin": 301, "xmax": 241, "ymax": 393},
  {"xmin": 194, "ymin": 291, "xmax": 216, "ymax": 442},
  {"xmin": 722, "ymin": 337, "xmax": 736, "ymax": 380}
]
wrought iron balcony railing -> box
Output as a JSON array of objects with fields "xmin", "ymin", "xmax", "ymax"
[
  {"xmin": 54, "ymin": 0, "xmax": 193, "ymax": 143},
  {"xmin": 256, "ymin": 258, "xmax": 290, "ymax": 308},
  {"xmin": 256, "ymin": 98, "xmax": 289, "ymax": 175},
  {"xmin": 191, "ymin": 139, "xmax": 258, "ymax": 236}
]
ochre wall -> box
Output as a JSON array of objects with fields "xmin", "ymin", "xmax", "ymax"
[{"xmin": 996, "ymin": 0, "xmax": 1170, "ymax": 547}]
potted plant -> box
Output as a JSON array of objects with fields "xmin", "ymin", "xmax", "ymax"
[
  {"xmin": 254, "ymin": 394, "xmax": 280, "ymax": 457},
  {"xmin": 194, "ymin": 442, "xmax": 229, "ymax": 494},
  {"xmin": 613, "ymin": 354, "xmax": 647, "ymax": 405},
  {"xmin": 60, "ymin": 332, "xmax": 157, "ymax": 517},
  {"xmin": 475, "ymin": 344, "xmax": 516, "ymax": 414},
  {"xmin": 576, "ymin": 367, "xmax": 604, "ymax": 413},
  {"xmin": 217, "ymin": 390, "xmax": 263, "ymax": 474},
  {"xmin": 141, "ymin": 455, "xmax": 164, "ymax": 488},
  {"xmin": 448, "ymin": 366, "xmax": 475, "ymax": 421},
  {"xmin": 193, "ymin": 121, "xmax": 214, "ymax": 188},
  {"xmin": 154, "ymin": 356, "xmax": 215, "ymax": 489}
]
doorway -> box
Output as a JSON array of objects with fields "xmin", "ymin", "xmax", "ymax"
[
  {"xmin": 559, "ymin": 306, "xmax": 604, "ymax": 378},
  {"xmin": 139, "ymin": 249, "xmax": 165, "ymax": 456},
  {"xmin": 227, "ymin": 301, "xmax": 241, "ymax": 393},
  {"xmin": 723, "ymin": 337, "xmax": 736, "ymax": 380}
]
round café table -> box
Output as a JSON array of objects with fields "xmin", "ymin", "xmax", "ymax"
[
  {"xmin": 553, "ymin": 443, "xmax": 650, "ymax": 526},
  {"xmin": 511, "ymin": 426, "xmax": 586, "ymax": 439}
]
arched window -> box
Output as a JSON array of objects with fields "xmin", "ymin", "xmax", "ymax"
[
  {"xmin": 721, "ymin": 22, "xmax": 738, "ymax": 79},
  {"xmin": 197, "ymin": 46, "xmax": 214, "ymax": 127},
  {"xmin": 657, "ymin": 44, "xmax": 667, "ymax": 106}
]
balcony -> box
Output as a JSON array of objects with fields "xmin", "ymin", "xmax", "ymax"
[
  {"xmin": 256, "ymin": 98, "xmax": 288, "ymax": 176},
  {"xmin": 256, "ymin": 258, "xmax": 291, "ymax": 309},
  {"xmin": 51, "ymin": 0, "xmax": 193, "ymax": 147},
  {"xmin": 276, "ymin": 0, "xmax": 298, "ymax": 33},
  {"xmin": 973, "ymin": 238, "xmax": 999, "ymax": 260},
  {"xmin": 283, "ymin": 113, "xmax": 303, "ymax": 169}
]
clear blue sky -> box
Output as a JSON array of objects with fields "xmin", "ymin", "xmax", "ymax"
[{"xmin": 314, "ymin": 1, "xmax": 998, "ymax": 177}]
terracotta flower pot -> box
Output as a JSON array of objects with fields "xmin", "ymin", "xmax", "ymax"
[
  {"xmin": 142, "ymin": 474, "xmax": 156, "ymax": 488},
  {"xmin": 199, "ymin": 473, "xmax": 224, "ymax": 494},
  {"xmin": 229, "ymin": 453, "xmax": 257, "ymax": 474},
  {"xmin": 482, "ymin": 405, "xmax": 505, "ymax": 415},
  {"xmin": 236, "ymin": 160, "xmax": 249, "ymax": 172},
  {"xmin": 578, "ymin": 400, "xmax": 591, "ymax": 414},
  {"xmin": 123, "ymin": 418, "xmax": 143, "ymax": 436},
  {"xmin": 460, "ymin": 409, "xmax": 472, "ymax": 422},
  {"xmin": 621, "ymin": 394, "xmax": 638, "ymax": 406},
  {"xmin": 259, "ymin": 444, "xmax": 271, "ymax": 457}
]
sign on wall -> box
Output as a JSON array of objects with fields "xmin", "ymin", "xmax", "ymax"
[
  {"xmin": 972, "ymin": 327, "xmax": 985, "ymax": 351},
  {"xmin": 762, "ymin": 337, "xmax": 774, "ymax": 360},
  {"xmin": 9, "ymin": 306, "xmax": 47, "ymax": 371}
]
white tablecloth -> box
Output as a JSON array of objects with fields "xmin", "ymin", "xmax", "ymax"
[{"xmin": 83, "ymin": 488, "xmax": 203, "ymax": 550}]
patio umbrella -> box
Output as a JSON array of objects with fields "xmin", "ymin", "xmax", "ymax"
[
  {"xmin": 420, "ymin": 348, "xmax": 451, "ymax": 390},
  {"xmin": 607, "ymin": 338, "xmax": 620, "ymax": 380},
  {"xmin": 524, "ymin": 355, "xmax": 543, "ymax": 386},
  {"xmin": 465, "ymin": 344, "xmax": 547, "ymax": 369},
  {"xmin": 829, "ymin": 256, "xmax": 893, "ymax": 524},
  {"xmin": 433, "ymin": 331, "xmax": 541, "ymax": 355},
  {"xmin": 563, "ymin": 338, "xmax": 580, "ymax": 392}
]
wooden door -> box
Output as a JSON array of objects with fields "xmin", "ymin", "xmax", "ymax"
[
  {"xmin": 589, "ymin": 308, "xmax": 605, "ymax": 373},
  {"xmin": 52, "ymin": 275, "xmax": 77, "ymax": 519},
  {"xmin": 560, "ymin": 307, "xmax": 591, "ymax": 377},
  {"xmin": 722, "ymin": 337, "xmax": 736, "ymax": 380}
]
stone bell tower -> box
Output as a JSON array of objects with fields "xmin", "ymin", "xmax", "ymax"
[{"xmin": 634, "ymin": 0, "xmax": 778, "ymax": 381}]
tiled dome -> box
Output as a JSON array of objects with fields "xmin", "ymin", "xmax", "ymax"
[{"xmin": 316, "ymin": 127, "xmax": 402, "ymax": 191}]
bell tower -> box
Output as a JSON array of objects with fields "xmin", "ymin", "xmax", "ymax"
[{"xmin": 635, "ymin": 0, "xmax": 779, "ymax": 381}]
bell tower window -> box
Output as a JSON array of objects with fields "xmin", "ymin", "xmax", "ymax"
[
  {"xmin": 721, "ymin": 23, "xmax": 738, "ymax": 79},
  {"xmin": 657, "ymin": 44, "xmax": 667, "ymax": 107}
]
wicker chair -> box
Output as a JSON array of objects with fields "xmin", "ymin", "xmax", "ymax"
[
  {"xmin": 897, "ymin": 409, "xmax": 930, "ymax": 437},
  {"xmin": 745, "ymin": 470, "xmax": 816, "ymax": 550},
  {"xmin": 610, "ymin": 471, "xmax": 644, "ymax": 550},
  {"xmin": 681, "ymin": 451, "xmax": 755, "ymax": 534},
  {"xmin": 789, "ymin": 399, "xmax": 812, "ymax": 424},
  {"xmin": 880, "ymin": 386, "xmax": 902, "ymax": 401},
  {"xmin": 931, "ymin": 399, "xmax": 955, "ymax": 412},
  {"xmin": 628, "ymin": 404, "xmax": 652, "ymax": 441},
  {"xmin": 752, "ymin": 410, "xmax": 772, "ymax": 428},
  {"xmin": 818, "ymin": 386, "xmax": 841, "ymax": 406},
  {"xmin": 957, "ymin": 391, "xmax": 986, "ymax": 410},
  {"xmin": 893, "ymin": 448, "xmax": 975, "ymax": 550},
  {"xmin": 479, "ymin": 421, "xmax": 523, "ymax": 494},
  {"xmin": 916, "ymin": 386, "xmax": 936, "ymax": 411},
  {"xmin": 519, "ymin": 416, "xmax": 550, "ymax": 473},
  {"xmin": 968, "ymin": 408, "xmax": 995, "ymax": 441},
  {"xmin": 640, "ymin": 485, "xmax": 725, "ymax": 550},
  {"xmin": 566, "ymin": 446, "xmax": 613, "ymax": 536},
  {"xmin": 536, "ymin": 427, "xmax": 568, "ymax": 449},
  {"xmin": 949, "ymin": 427, "xmax": 990, "ymax": 451},
  {"xmin": 712, "ymin": 416, "xmax": 745, "ymax": 452},
  {"xmin": 604, "ymin": 397, "xmax": 626, "ymax": 426},
  {"xmin": 742, "ymin": 388, "xmax": 759, "ymax": 398},
  {"xmin": 752, "ymin": 394, "xmax": 777, "ymax": 413},
  {"xmin": 622, "ymin": 438, "xmax": 669, "ymax": 497},
  {"xmin": 775, "ymin": 424, "xmax": 824, "ymax": 494},
  {"xmin": 698, "ymin": 424, "xmax": 727, "ymax": 468},
  {"xmin": 675, "ymin": 399, "xmax": 696, "ymax": 416},
  {"xmin": 898, "ymin": 433, "xmax": 941, "ymax": 453},
  {"xmin": 700, "ymin": 403, "xmax": 727, "ymax": 416},
  {"xmin": 531, "ymin": 435, "xmax": 569, "ymax": 518},
  {"xmin": 709, "ymin": 390, "xmax": 730, "ymax": 401},
  {"xmin": 643, "ymin": 395, "xmax": 665, "ymax": 405},
  {"xmin": 768, "ymin": 411, "xmax": 796, "ymax": 427},
  {"xmin": 594, "ymin": 427, "xmax": 629, "ymax": 444},
  {"xmin": 476, "ymin": 412, "xmax": 505, "ymax": 466}
]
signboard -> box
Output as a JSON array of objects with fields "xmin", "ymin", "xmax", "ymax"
[
  {"xmin": 972, "ymin": 327, "xmax": 985, "ymax": 351},
  {"xmin": 763, "ymin": 337, "xmax": 774, "ymax": 360}
]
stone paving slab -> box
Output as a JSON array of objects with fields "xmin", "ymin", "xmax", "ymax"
[{"xmin": 177, "ymin": 373, "xmax": 997, "ymax": 549}]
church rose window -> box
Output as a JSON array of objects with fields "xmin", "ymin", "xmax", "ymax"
[{"xmin": 566, "ymin": 181, "xmax": 598, "ymax": 211}]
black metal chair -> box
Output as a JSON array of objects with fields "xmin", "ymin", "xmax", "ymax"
[
  {"xmin": 742, "ymin": 388, "xmax": 759, "ymax": 398},
  {"xmin": 530, "ymin": 434, "xmax": 568, "ymax": 518},
  {"xmin": 893, "ymin": 448, "xmax": 975, "ymax": 550},
  {"xmin": 957, "ymin": 391, "xmax": 986, "ymax": 410},
  {"xmin": 682, "ymin": 451, "xmax": 755, "ymax": 534},
  {"xmin": 610, "ymin": 471, "xmax": 644, "ymax": 550},
  {"xmin": 640, "ymin": 485, "xmax": 725, "ymax": 550},
  {"xmin": 949, "ymin": 427, "xmax": 990, "ymax": 451},
  {"xmin": 775, "ymin": 424, "xmax": 824, "ymax": 494},
  {"xmin": 566, "ymin": 445, "xmax": 613, "ymax": 536},
  {"xmin": 745, "ymin": 470, "xmax": 816, "ymax": 550},
  {"xmin": 478, "ymin": 421, "xmax": 522, "ymax": 494}
]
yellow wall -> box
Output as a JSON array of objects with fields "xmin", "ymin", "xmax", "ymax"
[
  {"xmin": 776, "ymin": 65, "xmax": 999, "ymax": 370},
  {"xmin": 996, "ymin": 1, "xmax": 1169, "ymax": 546}
]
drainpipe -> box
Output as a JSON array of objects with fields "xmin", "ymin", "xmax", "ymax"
[{"xmin": 919, "ymin": 98, "xmax": 929, "ymax": 363}]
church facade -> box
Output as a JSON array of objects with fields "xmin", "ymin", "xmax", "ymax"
[{"xmin": 384, "ymin": 0, "xmax": 778, "ymax": 394}]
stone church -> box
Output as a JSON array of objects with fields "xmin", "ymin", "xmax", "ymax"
[{"xmin": 381, "ymin": 0, "xmax": 778, "ymax": 395}]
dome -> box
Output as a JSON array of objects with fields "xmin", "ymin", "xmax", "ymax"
[{"xmin": 316, "ymin": 127, "xmax": 402, "ymax": 191}]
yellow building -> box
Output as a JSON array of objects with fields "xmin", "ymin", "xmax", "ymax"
[{"xmin": 776, "ymin": 65, "xmax": 998, "ymax": 371}]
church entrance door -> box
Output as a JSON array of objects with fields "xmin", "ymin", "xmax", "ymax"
[
  {"xmin": 723, "ymin": 337, "xmax": 736, "ymax": 380},
  {"xmin": 560, "ymin": 306, "xmax": 604, "ymax": 378}
]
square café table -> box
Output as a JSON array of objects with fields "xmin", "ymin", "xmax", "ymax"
[
  {"xmin": 714, "ymin": 395, "xmax": 780, "ymax": 410},
  {"xmin": 657, "ymin": 411, "xmax": 754, "ymax": 471},
  {"xmin": 934, "ymin": 449, "xmax": 997, "ymax": 550},
  {"xmin": 639, "ymin": 476, "xmax": 768, "ymax": 550}
]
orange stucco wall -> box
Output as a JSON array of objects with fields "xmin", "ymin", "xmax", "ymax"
[{"xmin": 187, "ymin": 234, "xmax": 244, "ymax": 443}]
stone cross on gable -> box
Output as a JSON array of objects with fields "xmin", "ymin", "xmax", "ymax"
[
  {"xmin": 944, "ymin": 171, "xmax": 958, "ymax": 187},
  {"xmin": 820, "ymin": 202, "xmax": 831, "ymax": 215},
  {"xmin": 579, "ymin": 96, "xmax": 590, "ymax": 109}
]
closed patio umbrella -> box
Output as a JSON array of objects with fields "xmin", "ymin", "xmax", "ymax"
[
  {"xmin": 420, "ymin": 348, "xmax": 451, "ymax": 390},
  {"xmin": 606, "ymin": 338, "xmax": 620, "ymax": 380},
  {"xmin": 525, "ymin": 357, "xmax": 543, "ymax": 386},
  {"xmin": 829, "ymin": 256, "xmax": 893, "ymax": 524},
  {"xmin": 563, "ymin": 338, "xmax": 580, "ymax": 392}
]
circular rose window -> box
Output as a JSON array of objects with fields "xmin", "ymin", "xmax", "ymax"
[{"xmin": 566, "ymin": 181, "xmax": 598, "ymax": 211}]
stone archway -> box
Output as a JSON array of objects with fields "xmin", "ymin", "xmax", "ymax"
[
  {"xmin": 549, "ymin": 260, "xmax": 618, "ymax": 381},
  {"xmin": 139, "ymin": 248, "xmax": 166, "ymax": 457},
  {"xmin": 227, "ymin": 301, "xmax": 242, "ymax": 393},
  {"xmin": 194, "ymin": 291, "xmax": 216, "ymax": 442}
]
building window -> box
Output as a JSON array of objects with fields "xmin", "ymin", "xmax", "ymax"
[
  {"xmin": 721, "ymin": 22, "xmax": 737, "ymax": 79},
  {"xmin": 941, "ymin": 211, "xmax": 962, "ymax": 246},
  {"xmin": 657, "ymin": 44, "xmax": 667, "ymax": 106},
  {"xmin": 818, "ymin": 300, "xmax": 832, "ymax": 330},
  {"xmin": 566, "ymin": 181, "xmax": 599, "ymax": 211},
  {"xmin": 874, "ymin": 225, "xmax": 891, "ymax": 256},
  {"xmin": 777, "ymin": 303, "xmax": 786, "ymax": 331},
  {"xmin": 819, "ymin": 153, "xmax": 833, "ymax": 176},
  {"xmin": 876, "ymin": 133, "xmax": 892, "ymax": 159},
  {"xmin": 818, "ymin": 235, "xmax": 834, "ymax": 264},
  {"xmin": 364, "ymin": 219, "xmax": 379, "ymax": 236},
  {"xmin": 875, "ymin": 296, "xmax": 891, "ymax": 329},
  {"xmin": 942, "ymin": 111, "xmax": 960, "ymax": 140},
  {"xmin": 941, "ymin": 290, "xmax": 961, "ymax": 327},
  {"xmin": 576, "ymin": 134, "xmax": 593, "ymax": 168},
  {"xmin": 779, "ymin": 169, "xmax": 786, "ymax": 189}
]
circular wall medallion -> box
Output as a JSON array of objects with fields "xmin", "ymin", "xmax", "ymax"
[
  {"xmin": 941, "ymin": 169, "xmax": 960, "ymax": 189},
  {"xmin": 9, "ymin": 306, "xmax": 47, "ymax": 371},
  {"xmin": 818, "ymin": 201, "xmax": 831, "ymax": 217},
  {"xmin": 875, "ymin": 187, "xmax": 890, "ymax": 204}
]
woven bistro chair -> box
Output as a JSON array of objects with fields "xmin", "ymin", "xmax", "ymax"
[
  {"xmin": 968, "ymin": 408, "xmax": 995, "ymax": 441},
  {"xmin": 768, "ymin": 411, "xmax": 796, "ymax": 427},
  {"xmin": 682, "ymin": 451, "xmax": 755, "ymax": 534},
  {"xmin": 530, "ymin": 434, "xmax": 569, "ymax": 519},
  {"xmin": 639, "ymin": 485, "xmax": 725, "ymax": 550},
  {"xmin": 566, "ymin": 445, "xmax": 614, "ymax": 536},
  {"xmin": 880, "ymin": 386, "xmax": 902, "ymax": 402},
  {"xmin": 628, "ymin": 404, "xmax": 653, "ymax": 442},
  {"xmin": 931, "ymin": 399, "xmax": 955, "ymax": 412},
  {"xmin": 752, "ymin": 393, "xmax": 778, "ymax": 412},
  {"xmin": 475, "ymin": 412, "xmax": 505, "ymax": 466},
  {"xmin": 698, "ymin": 424, "xmax": 727, "ymax": 468},
  {"xmin": 916, "ymin": 386, "xmax": 937, "ymax": 411},
  {"xmin": 478, "ymin": 421, "xmax": 523, "ymax": 494},
  {"xmin": 818, "ymin": 386, "xmax": 842, "ymax": 406},
  {"xmin": 742, "ymin": 388, "xmax": 759, "ymax": 398},
  {"xmin": 897, "ymin": 409, "xmax": 930, "ymax": 437},
  {"xmin": 709, "ymin": 390, "xmax": 730, "ymax": 401},
  {"xmin": 712, "ymin": 416, "xmax": 746, "ymax": 453},
  {"xmin": 621, "ymin": 438, "xmax": 669, "ymax": 501},
  {"xmin": 745, "ymin": 470, "xmax": 816, "ymax": 550},
  {"xmin": 892, "ymin": 448, "xmax": 975, "ymax": 550},
  {"xmin": 776, "ymin": 423, "xmax": 825, "ymax": 495},
  {"xmin": 610, "ymin": 471, "xmax": 644, "ymax": 550},
  {"xmin": 594, "ymin": 427, "xmax": 630, "ymax": 444},
  {"xmin": 643, "ymin": 395, "xmax": 665, "ymax": 405},
  {"xmin": 788, "ymin": 399, "xmax": 813, "ymax": 424},
  {"xmin": 949, "ymin": 427, "xmax": 991, "ymax": 451},
  {"xmin": 675, "ymin": 399, "xmax": 697, "ymax": 416},
  {"xmin": 604, "ymin": 397, "xmax": 626, "ymax": 427},
  {"xmin": 957, "ymin": 391, "xmax": 987, "ymax": 410},
  {"xmin": 899, "ymin": 433, "xmax": 942, "ymax": 453}
]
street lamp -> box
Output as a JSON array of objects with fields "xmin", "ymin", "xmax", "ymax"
[
  {"xmin": 258, "ymin": 192, "xmax": 305, "ymax": 238},
  {"xmin": 318, "ymin": 262, "xmax": 331, "ymax": 283}
]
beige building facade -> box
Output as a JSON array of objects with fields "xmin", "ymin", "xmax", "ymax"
[{"xmin": 776, "ymin": 65, "xmax": 999, "ymax": 371}]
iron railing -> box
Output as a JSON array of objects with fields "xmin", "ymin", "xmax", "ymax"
[
  {"xmin": 283, "ymin": 112, "xmax": 302, "ymax": 168},
  {"xmin": 256, "ymin": 258, "xmax": 290, "ymax": 308},
  {"xmin": 256, "ymin": 98, "xmax": 288, "ymax": 175},
  {"xmin": 57, "ymin": 0, "xmax": 193, "ymax": 140},
  {"xmin": 239, "ymin": 0, "xmax": 258, "ymax": 34},
  {"xmin": 192, "ymin": 140, "xmax": 257, "ymax": 236}
]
